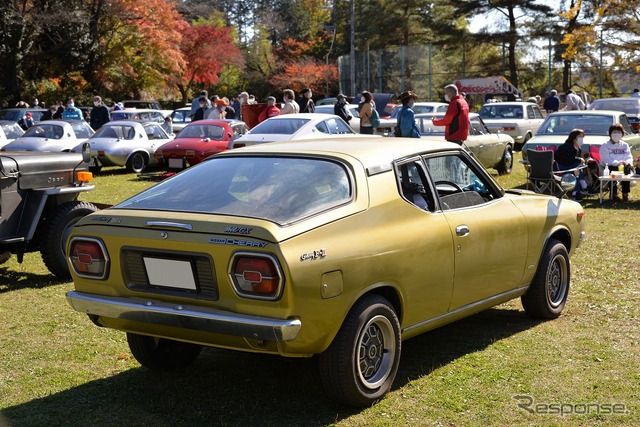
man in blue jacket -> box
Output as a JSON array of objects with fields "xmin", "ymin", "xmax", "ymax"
[{"xmin": 62, "ymin": 97, "xmax": 84, "ymax": 121}]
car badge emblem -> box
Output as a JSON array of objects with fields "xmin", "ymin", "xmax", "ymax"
[{"xmin": 160, "ymin": 232, "xmax": 168, "ymax": 239}]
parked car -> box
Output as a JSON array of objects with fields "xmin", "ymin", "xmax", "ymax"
[
  {"xmin": 66, "ymin": 137, "xmax": 585, "ymax": 407},
  {"xmin": 0, "ymin": 108, "xmax": 48, "ymax": 123},
  {"xmin": 417, "ymin": 113, "xmax": 515, "ymax": 175},
  {"xmin": 390, "ymin": 102, "xmax": 449, "ymax": 118},
  {"xmin": 1, "ymin": 120, "xmax": 94, "ymax": 152},
  {"xmin": 521, "ymin": 110, "xmax": 640, "ymax": 164},
  {"xmin": 478, "ymin": 101, "xmax": 545, "ymax": 150},
  {"xmin": 170, "ymin": 107, "xmax": 192, "ymax": 134},
  {"xmin": 80, "ymin": 120, "xmax": 174, "ymax": 173},
  {"xmin": 314, "ymin": 104, "xmax": 361, "ymax": 132},
  {"xmin": 0, "ymin": 120, "xmax": 25, "ymax": 149},
  {"xmin": 111, "ymin": 108, "xmax": 166, "ymax": 124},
  {"xmin": 588, "ymin": 97, "xmax": 640, "ymax": 132},
  {"xmin": 230, "ymin": 113, "xmax": 367, "ymax": 149},
  {"xmin": 121, "ymin": 100, "xmax": 172, "ymax": 118},
  {"xmin": 155, "ymin": 119, "xmax": 249, "ymax": 169},
  {"xmin": 0, "ymin": 146, "xmax": 96, "ymax": 279}
]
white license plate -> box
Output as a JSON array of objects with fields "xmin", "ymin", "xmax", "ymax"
[
  {"xmin": 168, "ymin": 158, "xmax": 184, "ymax": 169},
  {"xmin": 143, "ymin": 257, "xmax": 196, "ymax": 290}
]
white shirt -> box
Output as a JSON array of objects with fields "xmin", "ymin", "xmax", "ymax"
[{"xmin": 565, "ymin": 93, "xmax": 585, "ymax": 110}]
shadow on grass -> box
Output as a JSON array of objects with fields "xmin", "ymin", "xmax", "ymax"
[
  {"xmin": 1, "ymin": 307, "xmax": 540, "ymax": 426},
  {"xmin": 0, "ymin": 267, "xmax": 64, "ymax": 293}
]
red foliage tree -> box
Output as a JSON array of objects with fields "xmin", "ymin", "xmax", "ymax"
[
  {"xmin": 173, "ymin": 22, "xmax": 244, "ymax": 103},
  {"xmin": 269, "ymin": 56, "xmax": 338, "ymax": 97}
]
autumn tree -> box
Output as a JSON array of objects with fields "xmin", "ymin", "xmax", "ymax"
[
  {"xmin": 269, "ymin": 56, "xmax": 339, "ymax": 96},
  {"xmin": 173, "ymin": 18, "xmax": 244, "ymax": 103}
]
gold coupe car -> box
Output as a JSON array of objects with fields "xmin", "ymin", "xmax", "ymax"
[{"xmin": 66, "ymin": 137, "xmax": 586, "ymax": 407}]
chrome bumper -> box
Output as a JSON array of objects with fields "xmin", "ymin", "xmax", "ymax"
[{"xmin": 66, "ymin": 291, "xmax": 301, "ymax": 342}]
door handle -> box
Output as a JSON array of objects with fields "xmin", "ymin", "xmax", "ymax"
[{"xmin": 456, "ymin": 225, "xmax": 470, "ymax": 236}]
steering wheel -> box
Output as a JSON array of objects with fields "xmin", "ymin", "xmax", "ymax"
[{"xmin": 435, "ymin": 180, "xmax": 464, "ymax": 193}]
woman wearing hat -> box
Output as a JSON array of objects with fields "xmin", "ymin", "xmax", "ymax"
[{"xmin": 397, "ymin": 91, "xmax": 421, "ymax": 138}]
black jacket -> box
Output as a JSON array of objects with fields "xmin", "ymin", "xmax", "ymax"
[{"xmin": 90, "ymin": 105, "xmax": 111, "ymax": 130}]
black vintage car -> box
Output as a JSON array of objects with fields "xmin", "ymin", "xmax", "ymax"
[{"xmin": 0, "ymin": 145, "xmax": 98, "ymax": 279}]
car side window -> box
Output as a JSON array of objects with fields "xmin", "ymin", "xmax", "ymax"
[
  {"xmin": 395, "ymin": 159, "xmax": 435, "ymax": 211},
  {"xmin": 315, "ymin": 121, "xmax": 330, "ymax": 134},
  {"xmin": 145, "ymin": 124, "xmax": 166, "ymax": 140},
  {"xmin": 424, "ymin": 154, "xmax": 499, "ymax": 210}
]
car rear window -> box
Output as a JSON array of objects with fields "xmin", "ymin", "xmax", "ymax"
[
  {"xmin": 116, "ymin": 156, "xmax": 352, "ymax": 225},
  {"xmin": 179, "ymin": 124, "xmax": 225, "ymax": 139},
  {"xmin": 1, "ymin": 123, "xmax": 24, "ymax": 139},
  {"xmin": 537, "ymin": 114, "xmax": 614, "ymax": 135},
  {"xmin": 249, "ymin": 118, "xmax": 310, "ymax": 135},
  {"xmin": 591, "ymin": 100, "xmax": 640, "ymax": 115},
  {"xmin": 23, "ymin": 124, "xmax": 65, "ymax": 139}
]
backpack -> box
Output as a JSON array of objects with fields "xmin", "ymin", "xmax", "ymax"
[{"xmin": 369, "ymin": 107, "xmax": 380, "ymax": 128}]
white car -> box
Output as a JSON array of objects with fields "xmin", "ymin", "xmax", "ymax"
[
  {"xmin": 230, "ymin": 113, "xmax": 370, "ymax": 149},
  {"xmin": 170, "ymin": 107, "xmax": 192, "ymax": 135},
  {"xmin": 2, "ymin": 120, "xmax": 94, "ymax": 152},
  {"xmin": 314, "ymin": 104, "xmax": 361, "ymax": 132},
  {"xmin": 111, "ymin": 108, "xmax": 166, "ymax": 125},
  {"xmin": 478, "ymin": 102, "xmax": 545, "ymax": 150},
  {"xmin": 0, "ymin": 120, "xmax": 25, "ymax": 149},
  {"xmin": 79, "ymin": 120, "xmax": 174, "ymax": 173}
]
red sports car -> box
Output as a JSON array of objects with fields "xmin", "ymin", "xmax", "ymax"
[{"xmin": 155, "ymin": 119, "xmax": 249, "ymax": 169}]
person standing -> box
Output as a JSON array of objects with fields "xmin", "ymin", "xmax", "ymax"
[
  {"xmin": 53, "ymin": 104, "xmax": 64, "ymax": 119},
  {"xmin": 41, "ymin": 103, "xmax": 58, "ymax": 121},
  {"xmin": 281, "ymin": 89, "xmax": 299, "ymax": 115},
  {"xmin": 397, "ymin": 91, "xmax": 421, "ymax": 138},
  {"xmin": 599, "ymin": 123, "xmax": 634, "ymax": 202},
  {"xmin": 543, "ymin": 90, "xmax": 560, "ymax": 113},
  {"xmin": 565, "ymin": 90, "xmax": 585, "ymax": 110},
  {"xmin": 18, "ymin": 112, "xmax": 34, "ymax": 130},
  {"xmin": 90, "ymin": 95, "xmax": 111, "ymax": 130},
  {"xmin": 190, "ymin": 90, "xmax": 210, "ymax": 118},
  {"xmin": 298, "ymin": 88, "xmax": 315, "ymax": 113},
  {"xmin": 222, "ymin": 97, "xmax": 236, "ymax": 119},
  {"xmin": 258, "ymin": 96, "xmax": 281, "ymax": 123},
  {"xmin": 192, "ymin": 97, "xmax": 208, "ymax": 122},
  {"xmin": 333, "ymin": 94, "xmax": 352, "ymax": 124},
  {"xmin": 62, "ymin": 97, "xmax": 83, "ymax": 121},
  {"xmin": 432, "ymin": 84, "xmax": 470, "ymax": 145},
  {"xmin": 358, "ymin": 91, "xmax": 375, "ymax": 135}
]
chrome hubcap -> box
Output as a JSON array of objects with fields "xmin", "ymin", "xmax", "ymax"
[
  {"xmin": 357, "ymin": 315, "xmax": 395, "ymax": 389},
  {"xmin": 547, "ymin": 254, "xmax": 567, "ymax": 307}
]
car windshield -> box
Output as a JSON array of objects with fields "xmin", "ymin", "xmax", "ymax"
[
  {"xmin": 93, "ymin": 124, "xmax": 137, "ymax": 140},
  {"xmin": 590, "ymin": 100, "xmax": 640, "ymax": 115},
  {"xmin": 1, "ymin": 123, "xmax": 24, "ymax": 139},
  {"xmin": 249, "ymin": 118, "xmax": 310, "ymax": 135},
  {"xmin": 537, "ymin": 114, "xmax": 614, "ymax": 135},
  {"xmin": 71, "ymin": 123, "xmax": 94, "ymax": 138},
  {"xmin": 179, "ymin": 124, "xmax": 225, "ymax": 139},
  {"xmin": 172, "ymin": 110, "xmax": 191, "ymax": 123},
  {"xmin": 23, "ymin": 124, "xmax": 65, "ymax": 139},
  {"xmin": 478, "ymin": 105, "xmax": 523, "ymax": 119},
  {"xmin": 0, "ymin": 110, "xmax": 20, "ymax": 121},
  {"xmin": 116, "ymin": 156, "xmax": 352, "ymax": 225}
]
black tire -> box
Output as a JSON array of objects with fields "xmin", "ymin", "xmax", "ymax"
[
  {"xmin": 319, "ymin": 294, "xmax": 401, "ymax": 407},
  {"xmin": 126, "ymin": 152, "xmax": 148, "ymax": 173},
  {"xmin": 496, "ymin": 144, "xmax": 513, "ymax": 175},
  {"xmin": 89, "ymin": 165, "xmax": 102, "ymax": 174},
  {"xmin": 127, "ymin": 333, "xmax": 203, "ymax": 371},
  {"xmin": 40, "ymin": 201, "xmax": 98, "ymax": 280},
  {"xmin": 514, "ymin": 133, "xmax": 531, "ymax": 152},
  {"xmin": 521, "ymin": 239, "xmax": 570, "ymax": 319}
]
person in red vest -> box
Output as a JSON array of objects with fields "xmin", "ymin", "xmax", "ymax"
[
  {"xmin": 258, "ymin": 96, "xmax": 281, "ymax": 123},
  {"xmin": 432, "ymin": 84, "xmax": 470, "ymax": 145}
]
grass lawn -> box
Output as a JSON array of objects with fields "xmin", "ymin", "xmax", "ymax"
[{"xmin": 1, "ymin": 152, "xmax": 638, "ymax": 426}]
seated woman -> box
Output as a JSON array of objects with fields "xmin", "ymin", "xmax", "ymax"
[
  {"xmin": 554, "ymin": 128, "xmax": 589, "ymax": 201},
  {"xmin": 599, "ymin": 123, "xmax": 634, "ymax": 202}
]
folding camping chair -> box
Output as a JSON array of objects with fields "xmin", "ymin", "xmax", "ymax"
[{"xmin": 526, "ymin": 149, "xmax": 584, "ymax": 198}]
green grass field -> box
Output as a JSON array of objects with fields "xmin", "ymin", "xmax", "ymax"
[{"xmin": 1, "ymin": 153, "xmax": 638, "ymax": 426}]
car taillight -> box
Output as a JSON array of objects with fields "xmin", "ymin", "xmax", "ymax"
[
  {"xmin": 229, "ymin": 253, "xmax": 283, "ymax": 300},
  {"xmin": 502, "ymin": 126, "xmax": 516, "ymax": 131},
  {"xmin": 69, "ymin": 238, "xmax": 109, "ymax": 279}
]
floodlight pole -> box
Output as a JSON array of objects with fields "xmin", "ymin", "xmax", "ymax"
[{"xmin": 350, "ymin": 0, "xmax": 356, "ymax": 95}]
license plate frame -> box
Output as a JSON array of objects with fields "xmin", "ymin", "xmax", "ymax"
[
  {"xmin": 143, "ymin": 257, "xmax": 197, "ymax": 291},
  {"xmin": 168, "ymin": 158, "xmax": 184, "ymax": 170}
]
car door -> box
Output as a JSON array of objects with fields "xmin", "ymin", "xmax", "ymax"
[
  {"xmin": 465, "ymin": 116, "xmax": 501, "ymax": 168},
  {"xmin": 424, "ymin": 153, "xmax": 528, "ymax": 310},
  {"xmin": 393, "ymin": 158, "xmax": 455, "ymax": 323}
]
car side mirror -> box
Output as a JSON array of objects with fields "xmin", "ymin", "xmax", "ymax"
[{"xmin": 82, "ymin": 142, "xmax": 91, "ymax": 164}]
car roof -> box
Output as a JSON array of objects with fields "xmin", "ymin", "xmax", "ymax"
[
  {"xmin": 113, "ymin": 108, "xmax": 162, "ymax": 113},
  {"xmin": 546, "ymin": 110, "xmax": 622, "ymax": 116},
  {"xmin": 268, "ymin": 113, "xmax": 334, "ymax": 120},
  {"xmin": 590, "ymin": 97, "xmax": 640, "ymax": 102},
  {"xmin": 101, "ymin": 120, "xmax": 144, "ymax": 127},
  {"xmin": 216, "ymin": 137, "xmax": 460, "ymax": 170},
  {"xmin": 481, "ymin": 101, "xmax": 537, "ymax": 106}
]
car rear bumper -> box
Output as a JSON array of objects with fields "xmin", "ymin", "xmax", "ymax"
[{"xmin": 66, "ymin": 290, "xmax": 302, "ymax": 342}]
